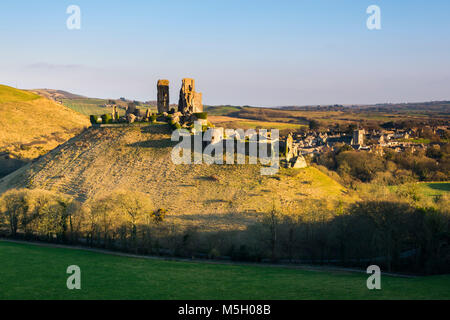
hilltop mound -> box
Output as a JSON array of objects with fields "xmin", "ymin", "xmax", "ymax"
[
  {"xmin": 0, "ymin": 85, "xmax": 90, "ymax": 164},
  {"xmin": 0, "ymin": 124, "xmax": 354, "ymax": 230}
]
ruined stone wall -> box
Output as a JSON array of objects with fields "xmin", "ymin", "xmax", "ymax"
[
  {"xmin": 178, "ymin": 78, "xmax": 203, "ymax": 114},
  {"xmin": 192, "ymin": 92, "xmax": 203, "ymax": 113}
]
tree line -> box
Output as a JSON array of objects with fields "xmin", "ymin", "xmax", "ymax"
[{"xmin": 0, "ymin": 188, "xmax": 448, "ymax": 274}]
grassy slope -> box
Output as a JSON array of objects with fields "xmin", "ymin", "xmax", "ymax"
[
  {"xmin": 417, "ymin": 182, "xmax": 450, "ymax": 197},
  {"xmin": 387, "ymin": 182, "xmax": 450, "ymax": 200},
  {"xmin": 0, "ymin": 124, "xmax": 354, "ymax": 230},
  {"xmin": 0, "ymin": 85, "xmax": 90, "ymax": 160},
  {"xmin": 0, "ymin": 241, "xmax": 448, "ymax": 300}
]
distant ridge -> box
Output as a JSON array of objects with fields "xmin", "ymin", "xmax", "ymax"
[{"xmin": 29, "ymin": 88, "xmax": 86, "ymax": 101}]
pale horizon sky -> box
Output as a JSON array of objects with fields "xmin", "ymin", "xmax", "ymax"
[{"xmin": 0, "ymin": 0, "xmax": 449, "ymax": 106}]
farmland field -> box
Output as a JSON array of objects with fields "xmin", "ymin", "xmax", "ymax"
[
  {"xmin": 209, "ymin": 115, "xmax": 307, "ymax": 130},
  {"xmin": 62, "ymin": 98, "xmax": 111, "ymax": 116},
  {"xmin": 1, "ymin": 241, "xmax": 449, "ymax": 300},
  {"xmin": 62, "ymin": 98, "xmax": 156, "ymax": 117}
]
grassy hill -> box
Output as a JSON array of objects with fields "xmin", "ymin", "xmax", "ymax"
[
  {"xmin": 0, "ymin": 84, "xmax": 90, "ymax": 163},
  {"xmin": 0, "ymin": 123, "xmax": 354, "ymax": 230},
  {"xmin": 30, "ymin": 88, "xmax": 86, "ymax": 101},
  {"xmin": 1, "ymin": 241, "xmax": 448, "ymax": 300}
]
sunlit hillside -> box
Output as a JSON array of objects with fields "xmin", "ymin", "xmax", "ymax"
[
  {"xmin": 0, "ymin": 85, "xmax": 90, "ymax": 161},
  {"xmin": 0, "ymin": 124, "xmax": 355, "ymax": 231}
]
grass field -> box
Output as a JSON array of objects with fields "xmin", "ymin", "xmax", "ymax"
[
  {"xmin": 0, "ymin": 241, "xmax": 449, "ymax": 300},
  {"xmin": 417, "ymin": 182, "xmax": 450, "ymax": 197},
  {"xmin": 205, "ymin": 105, "xmax": 242, "ymax": 116},
  {"xmin": 387, "ymin": 182, "xmax": 450, "ymax": 201},
  {"xmin": 209, "ymin": 116, "xmax": 306, "ymax": 131},
  {"xmin": 62, "ymin": 98, "xmax": 111, "ymax": 116},
  {"xmin": 62, "ymin": 98, "xmax": 156, "ymax": 117}
]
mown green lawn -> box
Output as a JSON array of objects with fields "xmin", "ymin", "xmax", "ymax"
[{"xmin": 0, "ymin": 241, "xmax": 449, "ymax": 300}]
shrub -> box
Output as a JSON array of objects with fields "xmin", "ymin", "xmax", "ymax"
[
  {"xmin": 169, "ymin": 120, "xmax": 181, "ymax": 130},
  {"xmin": 153, "ymin": 208, "xmax": 167, "ymax": 224},
  {"xmin": 194, "ymin": 112, "xmax": 208, "ymax": 120},
  {"xmin": 90, "ymin": 115, "xmax": 102, "ymax": 125},
  {"xmin": 101, "ymin": 113, "xmax": 113, "ymax": 124}
]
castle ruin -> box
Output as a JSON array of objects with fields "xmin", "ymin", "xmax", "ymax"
[
  {"xmin": 157, "ymin": 79, "xmax": 170, "ymax": 113},
  {"xmin": 178, "ymin": 78, "xmax": 203, "ymax": 115}
]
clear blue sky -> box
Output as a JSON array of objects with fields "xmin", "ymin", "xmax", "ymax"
[{"xmin": 0, "ymin": 0, "xmax": 449, "ymax": 106}]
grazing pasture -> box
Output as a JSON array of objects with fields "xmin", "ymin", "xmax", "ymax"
[{"xmin": 1, "ymin": 241, "xmax": 449, "ymax": 300}]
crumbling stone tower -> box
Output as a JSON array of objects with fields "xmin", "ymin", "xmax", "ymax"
[
  {"xmin": 178, "ymin": 78, "xmax": 203, "ymax": 115},
  {"xmin": 157, "ymin": 80, "xmax": 170, "ymax": 114}
]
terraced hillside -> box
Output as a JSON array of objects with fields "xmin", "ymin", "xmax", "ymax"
[
  {"xmin": 0, "ymin": 85, "xmax": 90, "ymax": 160},
  {"xmin": 0, "ymin": 124, "xmax": 354, "ymax": 230}
]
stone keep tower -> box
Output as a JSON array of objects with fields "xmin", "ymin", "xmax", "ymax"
[
  {"xmin": 178, "ymin": 78, "xmax": 203, "ymax": 115},
  {"xmin": 157, "ymin": 80, "xmax": 170, "ymax": 113}
]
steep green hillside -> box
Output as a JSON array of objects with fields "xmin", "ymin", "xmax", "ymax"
[
  {"xmin": 0, "ymin": 124, "xmax": 354, "ymax": 230},
  {"xmin": 0, "ymin": 84, "xmax": 90, "ymax": 162}
]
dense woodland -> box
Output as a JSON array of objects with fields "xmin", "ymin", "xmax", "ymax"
[{"xmin": 314, "ymin": 143, "xmax": 450, "ymax": 185}]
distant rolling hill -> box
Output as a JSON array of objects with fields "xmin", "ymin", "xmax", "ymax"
[
  {"xmin": 0, "ymin": 124, "xmax": 354, "ymax": 231},
  {"xmin": 29, "ymin": 88, "xmax": 86, "ymax": 101},
  {"xmin": 0, "ymin": 85, "xmax": 90, "ymax": 176}
]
